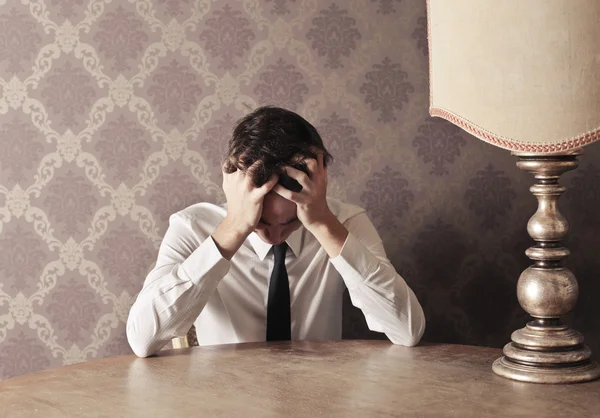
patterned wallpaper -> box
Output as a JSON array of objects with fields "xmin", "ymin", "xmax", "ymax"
[{"xmin": 1, "ymin": 0, "xmax": 599, "ymax": 380}]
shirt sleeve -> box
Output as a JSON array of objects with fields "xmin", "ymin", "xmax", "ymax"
[
  {"xmin": 329, "ymin": 212, "xmax": 426, "ymax": 346},
  {"xmin": 126, "ymin": 212, "xmax": 231, "ymax": 357}
]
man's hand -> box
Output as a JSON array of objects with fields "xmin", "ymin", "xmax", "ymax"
[
  {"xmin": 212, "ymin": 162, "xmax": 278, "ymax": 259},
  {"xmin": 223, "ymin": 161, "xmax": 279, "ymax": 235},
  {"xmin": 273, "ymin": 153, "xmax": 349, "ymax": 258},
  {"xmin": 272, "ymin": 153, "xmax": 331, "ymax": 230}
]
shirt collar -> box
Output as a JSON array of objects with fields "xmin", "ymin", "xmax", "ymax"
[{"xmin": 248, "ymin": 226, "xmax": 304, "ymax": 261}]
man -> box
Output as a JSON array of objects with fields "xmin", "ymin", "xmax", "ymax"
[{"xmin": 127, "ymin": 106, "xmax": 425, "ymax": 357}]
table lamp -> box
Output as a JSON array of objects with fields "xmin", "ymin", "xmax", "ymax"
[{"xmin": 427, "ymin": 0, "xmax": 600, "ymax": 383}]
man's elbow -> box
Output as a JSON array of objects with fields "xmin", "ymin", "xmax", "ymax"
[
  {"xmin": 390, "ymin": 329, "xmax": 424, "ymax": 347},
  {"xmin": 405, "ymin": 324, "xmax": 425, "ymax": 347},
  {"xmin": 390, "ymin": 314, "xmax": 426, "ymax": 347},
  {"xmin": 126, "ymin": 320, "xmax": 157, "ymax": 358},
  {"xmin": 129, "ymin": 342, "xmax": 156, "ymax": 358}
]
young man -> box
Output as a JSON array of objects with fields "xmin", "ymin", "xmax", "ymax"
[{"xmin": 127, "ymin": 106, "xmax": 425, "ymax": 357}]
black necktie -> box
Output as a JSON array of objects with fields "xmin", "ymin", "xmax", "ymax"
[{"xmin": 266, "ymin": 242, "xmax": 291, "ymax": 341}]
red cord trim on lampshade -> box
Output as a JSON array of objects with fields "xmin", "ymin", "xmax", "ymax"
[{"xmin": 430, "ymin": 107, "xmax": 600, "ymax": 153}]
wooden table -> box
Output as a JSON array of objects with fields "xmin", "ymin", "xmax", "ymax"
[{"xmin": 1, "ymin": 341, "xmax": 599, "ymax": 417}]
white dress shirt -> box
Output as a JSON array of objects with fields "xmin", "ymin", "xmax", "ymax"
[{"xmin": 126, "ymin": 197, "xmax": 426, "ymax": 357}]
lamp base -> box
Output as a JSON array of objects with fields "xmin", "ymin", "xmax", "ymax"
[
  {"xmin": 493, "ymin": 150, "xmax": 600, "ymax": 384},
  {"xmin": 493, "ymin": 321, "xmax": 600, "ymax": 384},
  {"xmin": 493, "ymin": 355, "xmax": 600, "ymax": 384}
]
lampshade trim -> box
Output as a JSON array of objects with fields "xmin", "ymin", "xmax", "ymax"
[
  {"xmin": 430, "ymin": 107, "xmax": 600, "ymax": 153},
  {"xmin": 426, "ymin": 0, "xmax": 600, "ymax": 153}
]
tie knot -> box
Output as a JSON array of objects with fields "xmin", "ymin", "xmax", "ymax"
[{"xmin": 273, "ymin": 242, "xmax": 288, "ymax": 261}]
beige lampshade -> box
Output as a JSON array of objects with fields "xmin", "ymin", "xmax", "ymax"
[{"xmin": 427, "ymin": 0, "xmax": 600, "ymax": 153}]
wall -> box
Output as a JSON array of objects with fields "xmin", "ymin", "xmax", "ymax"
[{"xmin": 1, "ymin": 0, "xmax": 599, "ymax": 379}]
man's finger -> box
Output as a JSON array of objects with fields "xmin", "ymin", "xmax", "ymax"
[
  {"xmin": 304, "ymin": 158, "xmax": 318, "ymax": 174},
  {"xmin": 246, "ymin": 159, "xmax": 264, "ymax": 176},
  {"xmin": 290, "ymin": 153, "xmax": 305, "ymax": 165},
  {"xmin": 222, "ymin": 159, "xmax": 238, "ymax": 173},
  {"xmin": 223, "ymin": 168, "xmax": 243, "ymax": 181},
  {"xmin": 272, "ymin": 184, "xmax": 301, "ymax": 203},
  {"xmin": 317, "ymin": 152, "xmax": 324, "ymax": 170},
  {"xmin": 307, "ymin": 146, "xmax": 324, "ymax": 168},
  {"xmin": 258, "ymin": 173, "xmax": 279, "ymax": 194},
  {"xmin": 282, "ymin": 166, "xmax": 310, "ymax": 189}
]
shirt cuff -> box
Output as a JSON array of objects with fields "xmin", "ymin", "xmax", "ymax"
[
  {"xmin": 329, "ymin": 232, "xmax": 380, "ymax": 290},
  {"xmin": 179, "ymin": 236, "xmax": 231, "ymax": 287}
]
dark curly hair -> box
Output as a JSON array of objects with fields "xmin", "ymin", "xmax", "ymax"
[{"xmin": 223, "ymin": 106, "xmax": 333, "ymax": 191}]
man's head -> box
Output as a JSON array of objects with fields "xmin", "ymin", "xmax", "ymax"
[
  {"xmin": 223, "ymin": 106, "xmax": 332, "ymax": 245},
  {"xmin": 223, "ymin": 106, "xmax": 332, "ymax": 188}
]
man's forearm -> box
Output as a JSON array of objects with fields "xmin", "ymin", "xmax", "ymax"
[
  {"xmin": 327, "ymin": 213, "xmax": 426, "ymax": 346},
  {"xmin": 127, "ymin": 214, "xmax": 232, "ymax": 357},
  {"xmin": 212, "ymin": 217, "xmax": 251, "ymax": 260},
  {"xmin": 305, "ymin": 210, "xmax": 349, "ymax": 258}
]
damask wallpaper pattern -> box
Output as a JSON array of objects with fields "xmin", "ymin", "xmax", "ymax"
[{"xmin": 1, "ymin": 0, "xmax": 599, "ymax": 380}]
